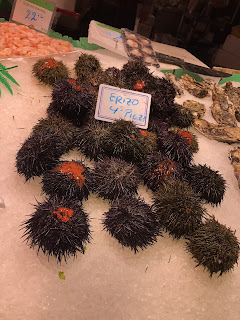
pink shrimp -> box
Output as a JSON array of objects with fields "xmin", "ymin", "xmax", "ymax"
[{"xmin": 0, "ymin": 22, "xmax": 73, "ymax": 57}]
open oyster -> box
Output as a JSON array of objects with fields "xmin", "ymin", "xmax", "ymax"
[
  {"xmin": 182, "ymin": 100, "xmax": 206, "ymax": 119},
  {"xmin": 211, "ymin": 86, "xmax": 237, "ymax": 127},
  {"xmin": 194, "ymin": 119, "xmax": 240, "ymax": 143},
  {"xmin": 229, "ymin": 147, "xmax": 240, "ymax": 188},
  {"xmin": 181, "ymin": 74, "xmax": 209, "ymax": 98}
]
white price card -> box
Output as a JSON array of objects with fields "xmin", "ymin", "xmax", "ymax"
[
  {"xmin": 10, "ymin": 0, "xmax": 55, "ymax": 34},
  {"xmin": 95, "ymin": 84, "xmax": 151, "ymax": 129}
]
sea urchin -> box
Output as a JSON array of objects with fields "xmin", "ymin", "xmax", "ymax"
[
  {"xmin": 93, "ymin": 157, "xmax": 141, "ymax": 201},
  {"xmin": 42, "ymin": 160, "xmax": 93, "ymax": 201},
  {"xmin": 153, "ymin": 179, "xmax": 206, "ymax": 238},
  {"xmin": 103, "ymin": 195, "xmax": 160, "ymax": 252},
  {"xmin": 22, "ymin": 197, "xmax": 91, "ymax": 263},
  {"xmin": 186, "ymin": 217, "xmax": 239, "ymax": 276}
]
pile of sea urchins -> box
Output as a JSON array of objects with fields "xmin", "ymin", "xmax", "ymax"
[{"xmin": 17, "ymin": 54, "xmax": 239, "ymax": 276}]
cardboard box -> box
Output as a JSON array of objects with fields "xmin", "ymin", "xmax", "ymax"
[
  {"xmin": 222, "ymin": 34, "xmax": 240, "ymax": 57},
  {"xmin": 213, "ymin": 48, "xmax": 240, "ymax": 69}
]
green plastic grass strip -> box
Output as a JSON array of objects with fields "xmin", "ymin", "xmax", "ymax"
[
  {"xmin": 27, "ymin": 0, "xmax": 54, "ymax": 11},
  {"xmin": 219, "ymin": 74, "xmax": 240, "ymax": 84},
  {"xmin": 161, "ymin": 69, "xmax": 175, "ymax": 74},
  {"xmin": 0, "ymin": 63, "xmax": 20, "ymax": 86},
  {"xmin": 48, "ymin": 30, "xmax": 103, "ymax": 50},
  {"xmin": 161, "ymin": 68, "xmax": 204, "ymax": 82},
  {"xmin": 0, "ymin": 74, "xmax": 13, "ymax": 94},
  {"xmin": 96, "ymin": 22, "xmax": 121, "ymax": 33}
]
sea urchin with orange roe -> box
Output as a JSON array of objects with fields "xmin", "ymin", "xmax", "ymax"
[
  {"xmin": 175, "ymin": 129, "xmax": 199, "ymax": 153},
  {"xmin": 32, "ymin": 58, "xmax": 69, "ymax": 86},
  {"xmin": 42, "ymin": 160, "xmax": 93, "ymax": 201},
  {"xmin": 139, "ymin": 151, "xmax": 183, "ymax": 191},
  {"xmin": 22, "ymin": 196, "xmax": 91, "ymax": 263},
  {"xmin": 161, "ymin": 130, "xmax": 193, "ymax": 167}
]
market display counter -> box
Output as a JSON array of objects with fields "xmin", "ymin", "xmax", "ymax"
[{"xmin": 0, "ymin": 45, "xmax": 240, "ymax": 320}]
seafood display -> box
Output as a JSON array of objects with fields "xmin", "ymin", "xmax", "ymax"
[
  {"xmin": 194, "ymin": 119, "xmax": 240, "ymax": 143},
  {"xmin": 211, "ymin": 86, "xmax": 237, "ymax": 127},
  {"xmin": 181, "ymin": 74, "xmax": 209, "ymax": 98},
  {"xmin": 164, "ymin": 73, "xmax": 184, "ymax": 97},
  {"xmin": 0, "ymin": 22, "xmax": 72, "ymax": 57},
  {"xmin": 229, "ymin": 147, "xmax": 240, "ymax": 188},
  {"xmin": 182, "ymin": 100, "xmax": 206, "ymax": 119}
]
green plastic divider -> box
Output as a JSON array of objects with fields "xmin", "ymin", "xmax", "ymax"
[
  {"xmin": 219, "ymin": 74, "xmax": 240, "ymax": 84},
  {"xmin": 96, "ymin": 22, "xmax": 121, "ymax": 33}
]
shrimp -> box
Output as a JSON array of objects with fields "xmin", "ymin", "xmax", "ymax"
[{"xmin": 0, "ymin": 22, "xmax": 73, "ymax": 57}]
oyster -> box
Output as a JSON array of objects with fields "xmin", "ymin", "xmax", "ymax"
[
  {"xmin": 224, "ymin": 81, "xmax": 240, "ymax": 107},
  {"xmin": 211, "ymin": 86, "xmax": 237, "ymax": 127},
  {"xmin": 182, "ymin": 100, "xmax": 206, "ymax": 119},
  {"xmin": 180, "ymin": 74, "xmax": 209, "ymax": 98},
  {"xmin": 223, "ymin": 81, "xmax": 240, "ymax": 121},
  {"xmin": 229, "ymin": 147, "xmax": 240, "ymax": 188},
  {"xmin": 165, "ymin": 73, "xmax": 183, "ymax": 97},
  {"xmin": 194, "ymin": 119, "xmax": 240, "ymax": 143}
]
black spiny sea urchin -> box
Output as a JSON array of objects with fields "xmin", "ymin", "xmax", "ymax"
[
  {"xmin": 121, "ymin": 60, "xmax": 150, "ymax": 90},
  {"xmin": 42, "ymin": 160, "xmax": 93, "ymax": 201},
  {"xmin": 186, "ymin": 217, "xmax": 239, "ymax": 276},
  {"xmin": 185, "ymin": 164, "xmax": 226, "ymax": 205},
  {"xmin": 172, "ymin": 129, "xmax": 199, "ymax": 153},
  {"xmin": 167, "ymin": 104, "xmax": 194, "ymax": 128},
  {"xmin": 161, "ymin": 131, "xmax": 193, "ymax": 167},
  {"xmin": 153, "ymin": 179, "xmax": 206, "ymax": 238},
  {"xmin": 103, "ymin": 195, "xmax": 160, "ymax": 252},
  {"xmin": 104, "ymin": 119, "xmax": 149, "ymax": 163},
  {"xmin": 93, "ymin": 157, "xmax": 141, "ymax": 201},
  {"xmin": 52, "ymin": 78, "xmax": 96, "ymax": 127},
  {"xmin": 16, "ymin": 130, "xmax": 68, "ymax": 180},
  {"xmin": 75, "ymin": 121, "xmax": 109, "ymax": 160},
  {"xmin": 22, "ymin": 196, "xmax": 91, "ymax": 263},
  {"xmin": 32, "ymin": 114, "xmax": 79, "ymax": 150}
]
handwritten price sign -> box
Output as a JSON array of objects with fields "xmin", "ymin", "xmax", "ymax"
[
  {"xmin": 95, "ymin": 84, "xmax": 151, "ymax": 129},
  {"xmin": 11, "ymin": 0, "xmax": 55, "ymax": 33}
]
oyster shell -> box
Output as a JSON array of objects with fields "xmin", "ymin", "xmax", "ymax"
[
  {"xmin": 194, "ymin": 119, "xmax": 240, "ymax": 143},
  {"xmin": 164, "ymin": 73, "xmax": 183, "ymax": 97},
  {"xmin": 229, "ymin": 147, "xmax": 240, "ymax": 188},
  {"xmin": 182, "ymin": 100, "xmax": 206, "ymax": 119},
  {"xmin": 223, "ymin": 81, "xmax": 240, "ymax": 121},
  {"xmin": 180, "ymin": 74, "xmax": 209, "ymax": 98},
  {"xmin": 224, "ymin": 82, "xmax": 240, "ymax": 107},
  {"xmin": 211, "ymin": 86, "xmax": 237, "ymax": 127}
]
